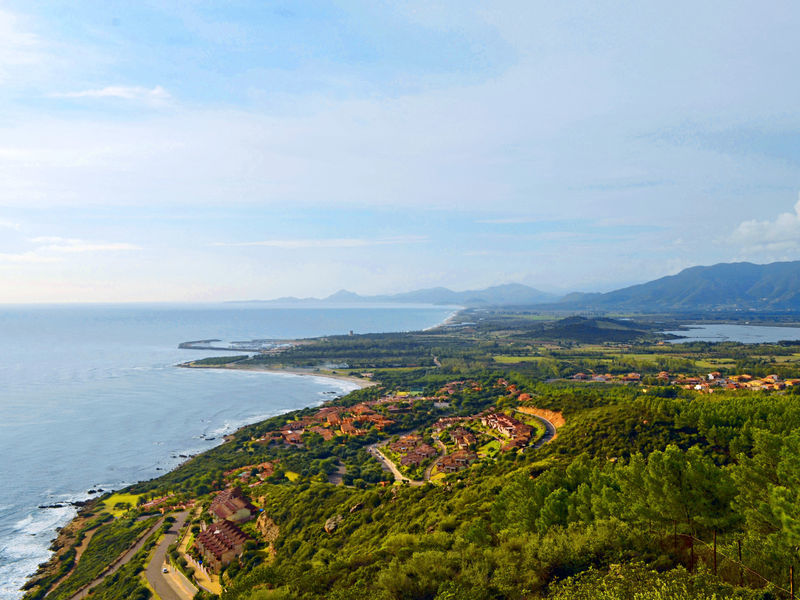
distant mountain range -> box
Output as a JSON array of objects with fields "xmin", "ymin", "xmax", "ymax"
[
  {"xmin": 237, "ymin": 283, "xmax": 556, "ymax": 307},
  {"xmin": 555, "ymin": 261, "xmax": 800, "ymax": 312},
  {"xmin": 236, "ymin": 261, "xmax": 800, "ymax": 312}
]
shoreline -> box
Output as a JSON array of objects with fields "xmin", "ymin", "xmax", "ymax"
[
  {"xmin": 16, "ymin": 308, "xmax": 454, "ymax": 597},
  {"xmin": 423, "ymin": 306, "xmax": 463, "ymax": 331},
  {"xmin": 17, "ymin": 370, "xmax": 361, "ymax": 598},
  {"xmin": 178, "ymin": 362, "xmax": 377, "ymax": 388}
]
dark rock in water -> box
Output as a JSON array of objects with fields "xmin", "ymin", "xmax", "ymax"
[
  {"xmin": 87, "ymin": 489, "xmax": 98, "ymax": 494},
  {"xmin": 179, "ymin": 454, "xmax": 188, "ymax": 458},
  {"xmin": 205, "ymin": 437, "xmax": 215, "ymax": 441},
  {"xmin": 39, "ymin": 503, "xmax": 67, "ymax": 509}
]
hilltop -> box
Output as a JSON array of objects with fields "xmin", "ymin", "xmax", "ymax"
[{"xmin": 554, "ymin": 261, "xmax": 800, "ymax": 312}]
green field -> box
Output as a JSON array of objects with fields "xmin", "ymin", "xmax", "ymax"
[
  {"xmin": 102, "ymin": 492, "xmax": 143, "ymax": 517},
  {"xmin": 477, "ymin": 439, "xmax": 501, "ymax": 457},
  {"xmin": 492, "ymin": 355, "xmax": 546, "ymax": 363}
]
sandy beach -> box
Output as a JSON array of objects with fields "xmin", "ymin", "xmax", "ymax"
[{"xmin": 180, "ymin": 361, "xmax": 377, "ymax": 388}]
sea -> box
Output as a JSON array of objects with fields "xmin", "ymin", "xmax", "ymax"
[{"xmin": 0, "ymin": 303, "xmax": 455, "ymax": 599}]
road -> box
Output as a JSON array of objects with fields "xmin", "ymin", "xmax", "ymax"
[
  {"xmin": 144, "ymin": 510, "xmax": 197, "ymax": 600},
  {"xmin": 367, "ymin": 443, "xmax": 413, "ymax": 484},
  {"xmin": 68, "ymin": 517, "xmax": 165, "ymax": 600},
  {"xmin": 530, "ymin": 415, "xmax": 557, "ymax": 449},
  {"xmin": 423, "ymin": 437, "xmax": 447, "ymax": 481}
]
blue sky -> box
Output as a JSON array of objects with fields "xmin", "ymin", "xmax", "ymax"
[{"xmin": 1, "ymin": 1, "xmax": 799, "ymax": 302}]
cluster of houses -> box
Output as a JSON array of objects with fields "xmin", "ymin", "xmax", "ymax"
[
  {"xmin": 223, "ymin": 461, "xmax": 275, "ymax": 486},
  {"xmin": 137, "ymin": 494, "xmax": 195, "ymax": 514},
  {"xmin": 663, "ymin": 371, "xmax": 800, "ymax": 392},
  {"xmin": 256, "ymin": 402, "xmax": 396, "ymax": 446},
  {"xmin": 572, "ymin": 372, "xmax": 642, "ymax": 383},
  {"xmin": 431, "ymin": 409, "xmax": 534, "ymax": 456},
  {"xmin": 449, "ymin": 427, "xmax": 476, "ymax": 450},
  {"xmin": 438, "ymin": 450, "xmax": 477, "ymax": 473},
  {"xmin": 195, "ymin": 488, "xmax": 257, "ymax": 572},
  {"xmin": 431, "ymin": 416, "xmax": 470, "ymax": 432},
  {"xmin": 480, "ymin": 411, "xmax": 534, "ymax": 451},
  {"xmin": 438, "ymin": 380, "xmax": 483, "ymax": 395},
  {"xmin": 252, "ymin": 379, "xmax": 504, "ymax": 449},
  {"xmin": 573, "ymin": 370, "xmax": 800, "ymax": 392},
  {"xmin": 387, "ymin": 434, "xmax": 438, "ymax": 467}
]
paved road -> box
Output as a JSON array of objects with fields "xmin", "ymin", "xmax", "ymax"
[
  {"xmin": 530, "ymin": 415, "xmax": 557, "ymax": 449},
  {"xmin": 69, "ymin": 517, "xmax": 165, "ymax": 600},
  {"xmin": 423, "ymin": 437, "xmax": 447, "ymax": 481},
  {"xmin": 145, "ymin": 511, "xmax": 197, "ymax": 600},
  {"xmin": 367, "ymin": 444, "xmax": 412, "ymax": 483}
]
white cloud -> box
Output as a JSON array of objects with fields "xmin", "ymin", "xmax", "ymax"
[
  {"xmin": 0, "ymin": 251, "xmax": 59, "ymax": 264},
  {"xmin": 0, "ymin": 9, "xmax": 42, "ymax": 83},
  {"xmin": 476, "ymin": 217, "xmax": 544, "ymax": 224},
  {"xmin": 213, "ymin": 236, "xmax": 426, "ymax": 249},
  {"xmin": 51, "ymin": 85, "xmax": 171, "ymax": 106},
  {"xmin": 30, "ymin": 237, "xmax": 141, "ymax": 253},
  {"xmin": 0, "ymin": 219, "xmax": 20, "ymax": 230},
  {"xmin": 732, "ymin": 194, "xmax": 800, "ymax": 252}
]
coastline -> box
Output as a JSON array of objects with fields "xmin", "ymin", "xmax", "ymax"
[
  {"xmin": 179, "ymin": 362, "xmax": 377, "ymax": 388},
  {"xmin": 15, "ymin": 306, "xmax": 455, "ymax": 598},
  {"xmin": 423, "ymin": 306, "xmax": 463, "ymax": 331},
  {"xmin": 17, "ymin": 369, "xmax": 364, "ymax": 599}
]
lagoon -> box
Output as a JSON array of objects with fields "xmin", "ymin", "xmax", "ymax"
[{"xmin": 664, "ymin": 323, "xmax": 800, "ymax": 344}]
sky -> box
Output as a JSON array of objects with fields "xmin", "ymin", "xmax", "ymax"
[{"xmin": 1, "ymin": 1, "xmax": 799, "ymax": 302}]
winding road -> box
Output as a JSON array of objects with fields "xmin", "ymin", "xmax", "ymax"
[
  {"xmin": 529, "ymin": 414, "xmax": 557, "ymax": 449},
  {"xmin": 144, "ymin": 510, "xmax": 197, "ymax": 600}
]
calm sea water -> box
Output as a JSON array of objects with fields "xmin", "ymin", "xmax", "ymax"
[
  {"xmin": 664, "ymin": 323, "xmax": 800, "ymax": 343},
  {"xmin": 0, "ymin": 304, "xmax": 454, "ymax": 599}
]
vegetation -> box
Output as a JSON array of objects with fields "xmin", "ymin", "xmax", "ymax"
[
  {"xmin": 44, "ymin": 516, "xmax": 157, "ymax": 600},
  {"xmin": 25, "ymin": 309, "xmax": 800, "ymax": 599}
]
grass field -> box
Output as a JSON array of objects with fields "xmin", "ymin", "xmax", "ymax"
[
  {"xmin": 102, "ymin": 492, "xmax": 143, "ymax": 517},
  {"xmin": 492, "ymin": 355, "xmax": 546, "ymax": 363},
  {"xmin": 284, "ymin": 470, "xmax": 300, "ymax": 482},
  {"xmin": 477, "ymin": 439, "xmax": 501, "ymax": 458}
]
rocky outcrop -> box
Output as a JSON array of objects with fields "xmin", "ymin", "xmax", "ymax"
[
  {"xmin": 256, "ymin": 513, "xmax": 280, "ymax": 544},
  {"xmin": 324, "ymin": 514, "xmax": 343, "ymax": 534}
]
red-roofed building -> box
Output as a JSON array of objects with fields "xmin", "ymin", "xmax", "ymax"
[
  {"xmin": 209, "ymin": 488, "xmax": 257, "ymax": 523},
  {"xmin": 195, "ymin": 520, "xmax": 251, "ymax": 572}
]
